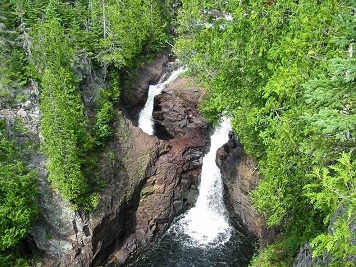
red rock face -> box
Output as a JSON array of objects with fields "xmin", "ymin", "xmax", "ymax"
[
  {"xmin": 217, "ymin": 133, "xmax": 277, "ymax": 248},
  {"xmin": 109, "ymin": 76, "xmax": 210, "ymax": 265}
]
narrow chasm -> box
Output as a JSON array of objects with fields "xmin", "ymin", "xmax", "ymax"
[
  {"xmin": 120, "ymin": 50, "xmax": 174, "ymax": 127},
  {"xmin": 123, "ymin": 119, "xmax": 257, "ymax": 267},
  {"xmin": 103, "ymin": 53, "xmax": 211, "ymax": 266}
]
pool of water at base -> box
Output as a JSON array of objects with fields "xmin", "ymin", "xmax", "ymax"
[{"xmin": 124, "ymin": 214, "xmax": 257, "ymax": 267}]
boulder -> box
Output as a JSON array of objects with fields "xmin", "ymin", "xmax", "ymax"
[{"xmin": 152, "ymin": 77, "xmax": 207, "ymax": 139}]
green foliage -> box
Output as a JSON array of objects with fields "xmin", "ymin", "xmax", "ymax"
[
  {"xmin": 305, "ymin": 152, "xmax": 356, "ymax": 266},
  {"xmin": 0, "ymin": 254, "xmax": 32, "ymax": 267},
  {"xmin": 301, "ymin": 57, "xmax": 356, "ymax": 162},
  {"xmin": 0, "ymin": 119, "xmax": 38, "ymax": 252},
  {"xmin": 30, "ymin": 17, "xmax": 93, "ymax": 208},
  {"xmin": 0, "ymin": 3, "xmax": 28, "ymax": 105},
  {"xmin": 176, "ymin": 0, "xmax": 356, "ymax": 264},
  {"xmin": 38, "ymin": 66, "xmax": 91, "ymax": 206},
  {"xmin": 249, "ymin": 237, "xmax": 298, "ymax": 267},
  {"xmin": 93, "ymin": 71, "xmax": 121, "ymax": 145},
  {"xmin": 90, "ymin": 0, "xmax": 170, "ymax": 67},
  {"xmin": 0, "ymin": 0, "xmax": 175, "ymax": 265},
  {"xmin": 93, "ymin": 95, "xmax": 114, "ymax": 145},
  {"xmin": 18, "ymin": 0, "xmax": 171, "ymax": 208}
]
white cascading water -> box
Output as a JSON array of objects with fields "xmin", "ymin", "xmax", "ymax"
[
  {"xmin": 137, "ymin": 65, "xmax": 232, "ymax": 247},
  {"xmin": 127, "ymin": 116, "xmax": 256, "ymax": 266},
  {"xmin": 138, "ymin": 67, "xmax": 186, "ymax": 135},
  {"xmin": 172, "ymin": 117, "xmax": 233, "ymax": 247}
]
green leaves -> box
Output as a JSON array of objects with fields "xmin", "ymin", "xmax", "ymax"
[
  {"xmin": 38, "ymin": 65, "xmax": 90, "ymax": 207},
  {"xmin": 176, "ymin": 0, "xmax": 355, "ymax": 264},
  {"xmin": 0, "ymin": 120, "xmax": 38, "ymax": 251},
  {"xmin": 93, "ymin": 95, "xmax": 114, "ymax": 145},
  {"xmin": 93, "ymin": 0, "xmax": 169, "ymax": 67},
  {"xmin": 305, "ymin": 152, "xmax": 356, "ymax": 266},
  {"xmin": 305, "ymin": 152, "xmax": 355, "ymax": 217},
  {"xmin": 30, "ymin": 18, "xmax": 74, "ymax": 76},
  {"xmin": 0, "ymin": 2, "xmax": 28, "ymax": 102},
  {"xmin": 30, "ymin": 16, "xmax": 92, "ymax": 208},
  {"xmin": 301, "ymin": 57, "xmax": 356, "ymax": 160},
  {"xmin": 25, "ymin": 0, "xmax": 172, "ymax": 208}
]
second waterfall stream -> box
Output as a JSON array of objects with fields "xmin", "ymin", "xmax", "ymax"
[
  {"xmin": 131, "ymin": 68, "xmax": 255, "ymax": 266},
  {"xmin": 138, "ymin": 67, "xmax": 186, "ymax": 135},
  {"xmin": 172, "ymin": 117, "xmax": 232, "ymax": 247},
  {"xmin": 138, "ymin": 66, "xmax": 232, "ymax": 245}
]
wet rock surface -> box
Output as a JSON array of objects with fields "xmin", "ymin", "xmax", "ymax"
[
  {"xmin": 121, "ymin": 50, "xmax": 174, "ymax": 125},
  {"xmin": 152, "ymin": 77, "xmax": 206, "ymax": 139},
  {"xmin": 217, "ymin": 133, "xmax": 277, "ymax": 247},
  {"xmin": 109, "ymin": 76, "xmax": 210, "ymax": 265}
]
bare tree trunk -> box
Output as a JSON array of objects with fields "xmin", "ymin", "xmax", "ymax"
[
  {"xmin": 150, "ymin": 2, "xmax": 153, "ymax": 31},
  {"xmin": 102, "ymin": 0, "xmax": 106, "ymax": 38}
]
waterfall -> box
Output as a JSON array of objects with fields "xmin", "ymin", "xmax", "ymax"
[
  {"xmin": 126, "ymin": 113, "xmax": 256, "ymax": 266},
  {"xmin": 126, "ymin": 61, "xmax": 256, "ymax": 265},
  {"xmin": 172, "ymin": 117, "xmax": 232, "ymax": 247},
  {"xmin": 138, "ymin": 67, "xmax": 186, "ymax": 135},
  {"xmin": 137, "ymin": 65, "xmax": 233, "ymax": 247}
]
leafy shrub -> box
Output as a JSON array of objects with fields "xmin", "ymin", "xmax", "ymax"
[{"xmin": 0, "ymin": 120, "xmax": 38, "ymax": 251}]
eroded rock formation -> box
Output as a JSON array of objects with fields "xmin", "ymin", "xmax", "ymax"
[
  {"xmin": 109, "ymin": 76, "xmax": 210, "ymax": 265},
  {"xmin": 216, "ymin": 132, "xmax": 276, "ymax": 247}
]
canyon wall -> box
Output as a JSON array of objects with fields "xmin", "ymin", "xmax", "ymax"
[
  {"xmin": 216, "ymin": 133, "xmax": 277, "ymax": 248},
  {"xmin": 11, "ymin": 52, "xmax": 210, "ymax": 267}
]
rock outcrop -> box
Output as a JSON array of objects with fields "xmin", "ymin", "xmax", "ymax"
[
  {"xmin": 216, "ymin": 132, "xmax": 276, "ymax": 247},
  {"xmin": 30, "ymin": 110, "xmax": 161, "ymax": 267},
  {"xmin": 293, "ymin": 204, "xmax": 356, "ymax": 267},
  {"xmin": 22, "ymin": 52, "xmax": 181, "ymax": 267},
  {"xmin": 152, "ymin": 77, "xmax": 206, "ymax": 139},
  {"xmin": 27, "ymin": 59, "xmax": 137, "ymax": 266},
  {"xmin": 293, "ymin": 244, "xmax": 328, "ymax": 267},
  {"xmin": 120, "ymin": 50, "xmax": 174, "ymax": 125},
  {"xmin": 109, "ymin": 76, "xmax": 210, "ymax": 265}
]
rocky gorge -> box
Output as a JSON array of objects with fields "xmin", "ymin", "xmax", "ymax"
[
  {"xmin": 216, "ymin": 133, "xmax": 277, "ymax": 248},
  {"xmin": 1, "ymin": 52, "xmax": 214, "ymax": 266},
  {"xmin": 30, "ymin": 51, "xmax": 211, "ymax": 266},
  {"xmin": 1, "ymin": 49, "xmax": 337, "ymax": 267},
  {"xmin": 0, "ymin": 51, "xmax": 274, "ymax": 266}
]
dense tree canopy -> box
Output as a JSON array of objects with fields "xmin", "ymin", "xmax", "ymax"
[
  {"xmin": 0, "ymin": 0, "xmax": 174, "ymax": 261},
  {"xmin": 1, "ymin": 0, "xmax": 174, "ymax": 209},
  {"xmin": 175, "ymin": 0, "xmax": 355, "ymax": 265},
  {"xmin": 0, "ymin": 119, "xmax": 38, "ymax": 257},
  {"xmin": 1, "ymin": 0, "xmax": 355, "ymax": 265}
]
